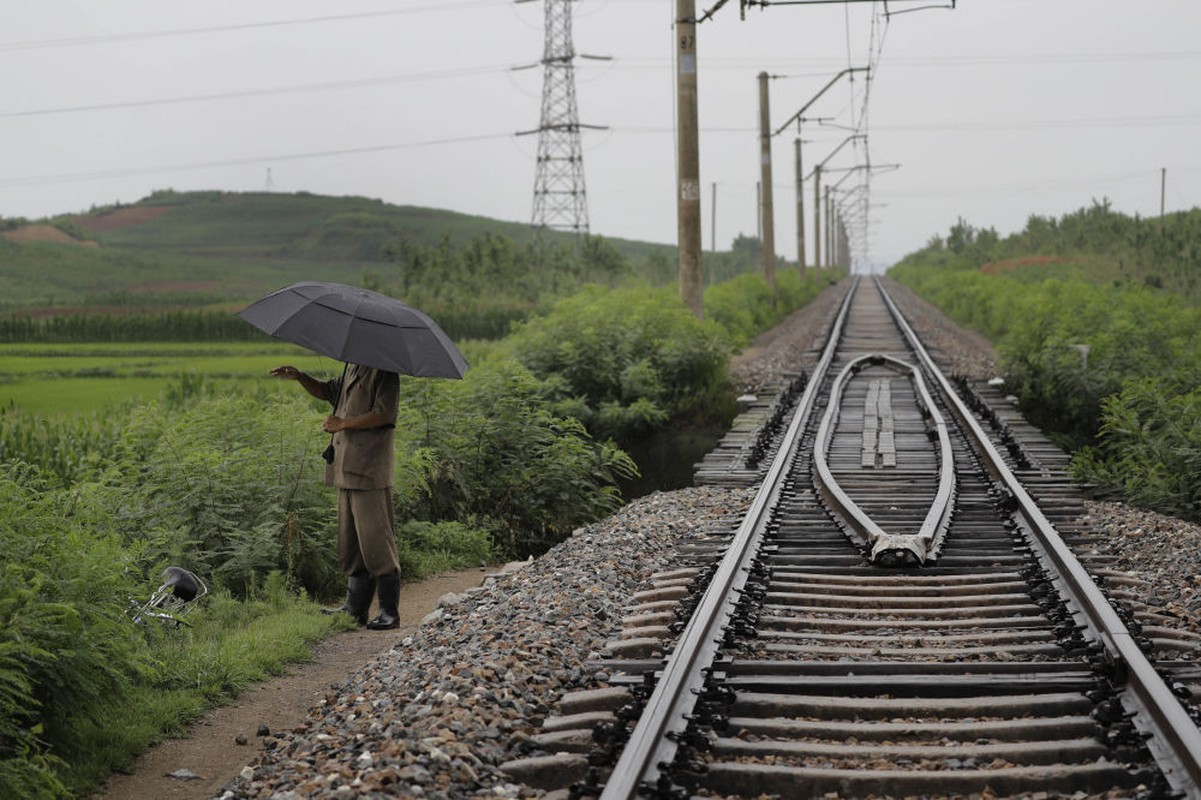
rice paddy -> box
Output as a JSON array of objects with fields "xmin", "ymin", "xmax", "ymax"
[{"xmin": 0, "ymin": 341, "xmax": 347, "ymax": 415}]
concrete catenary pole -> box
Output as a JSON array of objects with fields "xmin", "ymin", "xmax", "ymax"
[
  {"xmin": 1161, "ymin": 167, "xmax": 1167, "ymax": 236},
  {"xmin": 757, "ymin": 71, "xmax": 776, "ymax": 293},
  {"xmin": 794, "ymin": 138, "xmax": 806, "ymax": 278},
  {"xmin": 813, "ymin": 163, "xmax": 822, "ymax": 270},
  {"xmin": 824, "ymin": 187, "xmax": 832, "ymax": 268},
  {"xmin": 710, "ymin": 181, "xmax": 717, "ymax": 286},
  {"xmin": 676, "ymin": 0, "xmax": 704, "ymax": 318}
]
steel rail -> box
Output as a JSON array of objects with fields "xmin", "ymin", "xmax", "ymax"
[
  {"xmin": 812, "ymin": 352, "xmax": 955, "ymax": 565},
  {"xmin": 874, "ymin": 275, "xmax": 1201, "ymax": 799},
  {"xmin": 597, "ymin": 277, "xmax": 861, "ymax": 799}
]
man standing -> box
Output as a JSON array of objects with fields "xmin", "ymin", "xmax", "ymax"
[{"xmin": 271, "ymin": 362, "xmax": 402, "ymax": 630}]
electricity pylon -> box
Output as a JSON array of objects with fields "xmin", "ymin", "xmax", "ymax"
[{"xmin": 528, "ymin": 0, "xmax": 591, "ymax": 236}]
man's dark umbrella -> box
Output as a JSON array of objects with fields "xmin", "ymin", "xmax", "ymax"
[{"xmin": 237, "ymin": 281, "xmax": 468, "ymax": 378}]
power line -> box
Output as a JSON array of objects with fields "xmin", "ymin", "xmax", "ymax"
[
  {"xmin": 873, "ymin": 168, "xmax": 1172, "ymax": 198},
  {"xmin": 604, "ymin": 108, "xmax": 1201, "ymax": 136},
  {"xmin": 0, "ymin": 1, "xmax": 507, "ymax": 52},
  {"xmin": 0, "ymin": 65, "xmax": 517, "ymax": 119},
  {"xmin": 874, "ymin": 114, "xmax": 1201, "ymax": 132},
  {"xmin": 0, "ymin": 133, "xmax": 515, "ymax": 188},
  {"xmin": 607, "ymin": 50, "xmax": 1201, "ymax": 71}
]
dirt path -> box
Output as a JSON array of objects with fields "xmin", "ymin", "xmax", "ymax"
[{"xmin": 96, "ymin": 568, "xmax": 495, "ymax": 800}]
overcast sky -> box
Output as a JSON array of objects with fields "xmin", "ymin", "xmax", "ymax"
[{"xmin": 3, "ymin": 1, "xmax": 1198, "ymax": 271}]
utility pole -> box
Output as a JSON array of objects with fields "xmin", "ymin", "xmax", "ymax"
[
  {"xmin": 838, "ymin": 215, "xmax": 848, "ymax": 269},
  {"xmin": 529, "ymin": 0, "xmax": 590, "ymax": 236},
  {"xmin": 794, "ymin": 138, "xmax": 806, "ymax": 278},
  {"xmin": 1160, "ymin": 167, "xmax": 1167, "ymax": 235},
  {"xmin": 813, "ymin": 163, "xmax": 822, "ymax": 270},
  {"xmin": 677, "ymin": 0, "xmax": 704, "ymax": 318},
  {"xmin": 810, "ymin": 133, "xmax": 866, "ymax": 270},
  {"xmin": 756, "ymin": 181, "xmax": 761, "ymax": 245},
  {"xmin": 710, "ymin": 182, "xmax": 717, "ymax": 257},
  {"xmin": 774, "ymin": 67, "xmax": 867, "ymax": 273},
  {"xmin": 757, "ymin": 71, "xmax": 776, "ymax": 293},
  {"xmin": 824, "ymin": 186, "xmax": 832, "ymax": 268},
  {"xmin": 710, "ymin": 181, "xmax": 717, "ymax": 286}
]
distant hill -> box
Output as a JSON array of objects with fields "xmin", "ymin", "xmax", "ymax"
[{"xmin": 0, "ymin": 190, "xmax": 681, "ymax": 313}]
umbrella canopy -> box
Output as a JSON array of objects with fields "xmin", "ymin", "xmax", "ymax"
[{"xmin": 238, "ymin": 281, "xmax": 469, "ymax": 378}]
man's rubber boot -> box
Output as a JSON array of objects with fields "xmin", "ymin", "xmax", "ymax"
[
  {"xmin": 366, "ymin": 572, "xmax": 401, "ymax": 630},
  {"xmin": 323, "ymin": 572, "xmax": 375, "ymax": 626}
]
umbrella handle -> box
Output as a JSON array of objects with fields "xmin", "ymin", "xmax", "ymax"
[{"xmin": 331, "ymin": 363, "xmax": 349, "ymax": 410}]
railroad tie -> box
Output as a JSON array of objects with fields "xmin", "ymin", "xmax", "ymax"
[{"xmin": 861, "ymin": 377, "xmax": 897, "ymax": 468}]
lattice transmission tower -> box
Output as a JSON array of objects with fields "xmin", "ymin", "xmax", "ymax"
[{"xmin": 530, "ymin": 0, "xmax": 590, "ymax": 236}]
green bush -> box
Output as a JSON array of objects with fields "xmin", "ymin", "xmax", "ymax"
[
  {"xmin": 704, "ymin": 269, "xmax": 828, "ymax": 347},
  {"xmin": 1073, "ymin": 379, "xmax": 1201, "ymax": 520},
  {"xmin": 119, "ymin": 393, "xmax": 339, "ymax": 598},
  {"xmin": 395, "ymin": 359, "xmax": 637, "ymax": 557},
  {"xmin": 0, "ymin": 452, "xmax": 343, "ymax": 797},
  {"xmin": 396, "ymin": 520, "xmax": 493, "ymax": 578},
  {"xmin": 507, "ymin": 284, "xmax": 734, "ymax": 444},
  {"xmin": 0, "ymin": 464, "xmax": 151, "ymax": 799},
  {"xmin": 891, "ymin": 208, "xmax": 1201, "ymax": 521}
]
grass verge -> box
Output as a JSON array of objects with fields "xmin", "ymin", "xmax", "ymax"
[{"xmin": 62, "ymin": 579, "xmax": 347, "ymax": 796}]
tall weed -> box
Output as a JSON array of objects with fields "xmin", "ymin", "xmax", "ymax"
[
  {"xmin": 121, "ymin": 393, "xmax": 339, "ymax": 597},
  {"xmin": 0, "ymin": 465, "xmax": 150, "ymax": 799},
  {"xmin": 1073, "ymin": 379, "xmax": 1201, "ymax": 520},
  {"xmin": 396, "ymin": 360, "xmax": 636, "ymax": 557}
]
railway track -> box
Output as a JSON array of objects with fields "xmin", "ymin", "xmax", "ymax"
[{"xmin": 502, "ymin": 276, "xmax": 1201, "ymax": 799}]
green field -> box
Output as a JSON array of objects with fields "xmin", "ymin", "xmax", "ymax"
[{"xmin": 0, "ymin": 341, "xmax": 344, "ymax": 415}]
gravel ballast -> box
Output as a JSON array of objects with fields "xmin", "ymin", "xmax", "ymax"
[
  {"xmin": 221, "ymin": 487, "xmax": 754, "ymax": 799},
  {"xmin": 221, "ymin": 275, "xmax": 1200, "ymax": 799}
]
